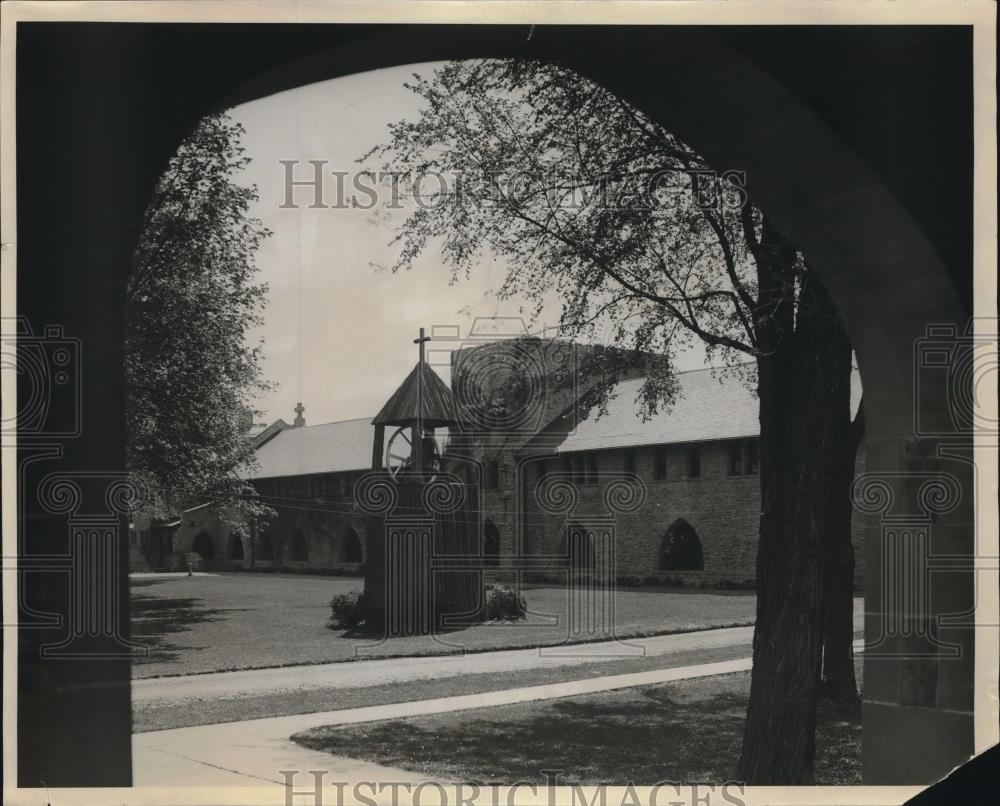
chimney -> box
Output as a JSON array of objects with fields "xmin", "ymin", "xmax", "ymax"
[{"xmin": 293, "ymin": 402, "xmax": 305, "ymax": 428}]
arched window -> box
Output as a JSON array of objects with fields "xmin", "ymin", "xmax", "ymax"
[
  {"xmin": 342, "ymin": 527, "xmax": 364, "ymax": 563},
  {"xmin": 289, "ymin": 529, "xmax": 309, "ymax": 562},
  {"xmin": 659, "ymin": 519, "xmax": 704, "ymax": 571},
  {"xmin": 483, "ymin": 520, "xmax": 501, "ymax": 567},
  {"xmin": 227, "ymin": 532, "xmax": 245, "ymax": 560},
  {"xmin": 192, "ymin": 531, "xmax": 215, "ymax": 560}
]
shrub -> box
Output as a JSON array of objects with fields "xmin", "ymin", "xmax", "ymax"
[
  {"xmin": 617, "ymin": 575, "xmax": 642, "ymax": 588},
  {"xmin": 328, "ymin": 589, "xmax": 366, "ymax": 630},
  {"xmin": 485, "ymin": 584, "xmax": 527, "ymax": 621}
]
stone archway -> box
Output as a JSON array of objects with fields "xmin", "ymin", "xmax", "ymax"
[
  {"xmin": 256, "ymin": 530, "xmax": 274, "ymax": 562},
  {"xmin": 191, "ymin": 531, "xmax": 215, "ymax": 561},
  {"xmin": 342, "ymin": 527, "xmax": 364, "ymax": 564},
  {"xmin": 227, "ymin": 532, "xmax": 245, "ymax": 561},
  {"xmin": 17, "ymin": 23, "xmax": 979, "ymax": 788},
  {"xmin": 660, "ymin": 519, "xmax": 704, "ymax": 571}
]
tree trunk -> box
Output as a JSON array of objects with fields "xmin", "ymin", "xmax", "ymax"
[
  {"xmin": 248, "ymin": 515, "xmax": 257, "ymax": 571},
  {"xmin": 738, "ymin": 225, "xmax": 851, "ymax": 784},
  {"xmin": 821, "ymin": 400, "xmax": 864, "ymax": 701}
]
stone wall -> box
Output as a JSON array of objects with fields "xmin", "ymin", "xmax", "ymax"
[
  {"xmin": 171, "ymin": 504, "xmax": 238, "ymax": 568},
  {"xmin": 139, "ymin": 439, "xmax": 867, "ymax": 589},
  {"xmin": 248, "ymin": 472, "xmax": 369, "ymax": 572},
  {"xmin": 477, "ymin": 439, "xmax": 867, "ymax": 587}
]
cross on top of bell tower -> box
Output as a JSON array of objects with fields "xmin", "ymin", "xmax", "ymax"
[
  {"xmin": 293, "ymin": 401, "xmax": 305, "ymax": 428},
  {"xmin": 414, "ymin": 327, "xmax": 431, "ymax": 365}
]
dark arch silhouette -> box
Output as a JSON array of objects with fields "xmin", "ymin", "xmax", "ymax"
[
  {"xmin": 191, "ymin": 531, "xmax": 215, "ymax": 561},
  {"xmin": 659, "ymin": 519, "xmax": 704, "ymax": 571},
  {"xmin": 342, "ymin": 527, "xmax": 364, "ymax": 563},
  {"xmin": 289, "ymin": 529, "xmax": 309, "ymax": 562},
  {"xmin": 227, "ymin": 532, "xmax": 244, "ymax": 561},
  {"xmin": 256, "ymin": 530, "xmax": 274, "ymax": 561},
  {"xmin": 16, "ymin": 25, "xmax": 973, "ymax": 789},
  {"xmin": 483, "ymin": 520, "xmax": 500, "ymax": 567}
]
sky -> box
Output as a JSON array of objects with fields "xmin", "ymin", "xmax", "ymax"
[{"xmin": 229, "ymin": 62, "xmax": 706, "ymax": 427}]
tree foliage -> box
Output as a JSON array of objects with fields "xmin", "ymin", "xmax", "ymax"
[
  {"xmin": 125, "ymin": 112, "xmax": 271, "ymax": 524},
  {"xmin": 363, "ymin": 59, "xmax": 800, "ymax": 412},
  {"xmin": 366, "ymin": 59, "xmax": 861, "ymax": 783}
]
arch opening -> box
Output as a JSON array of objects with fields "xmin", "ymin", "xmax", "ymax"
[
  {"xmin": 140, "ymin": 35, "xmax": 970, "ymax": 785},
  {"xmin": 342, "ymin": 527, "xmax": 364, "ymax": 563},
  {"xmin": 256, "ymin": 530, "xmax": 274, "ymax": 561},
  {"xmin": 659, "ymin": 519, "xmax": 703, "ymax": 571},
  {"xmin": 191, "ymin": 531, "xmax": 215, "ymax": 561},
  {"xmin": 227, "ymin": 532, "xmax": 245, "ymax": 561}
]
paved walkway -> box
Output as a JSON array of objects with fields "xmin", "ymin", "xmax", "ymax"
[
  {"xmin": 133, "ymin": 655, "xmax": 751, "ymax": 788},
  {"xmin": 133, "ymin": 637, "xmax": 864, "ymax": 789},
  {"xmin": 133, "ymin": 625, "xmax": 758, "ymax": 707}
]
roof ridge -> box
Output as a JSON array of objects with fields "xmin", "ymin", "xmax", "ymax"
[{"xmin": 276, "ymin": 415, "xmax": 374, "ymax": 430}]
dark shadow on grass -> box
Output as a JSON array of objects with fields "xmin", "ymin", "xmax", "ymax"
[
  {"xmin": 292, "ymin": 680, "xmax": 861, "ymax": 785},
  {"xmin": 130, "ymin": 594, "xmax": 232, "ymax": 665},
  {"xmin": 331, "ymin": 621, "xmax": 482, "ymax": 640}
]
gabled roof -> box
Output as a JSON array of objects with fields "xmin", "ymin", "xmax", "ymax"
[
  {"xmin": 545, "ymin": 366, "xmax": 863, "ymax": 454},
  {"xmin": 372, "ymin": 362, "xmax": 461, "ymax": 428},
  {"xmin": 243, "ymin": 417, "xmax": 376, "ymax": 480},
  {"xmin": 248, "ymin": 418, "xmax": 289, "ymax": 448}
]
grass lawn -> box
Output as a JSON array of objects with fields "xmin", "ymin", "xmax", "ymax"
[
  {"xmin": 130, "ymin": 572, "xmax": 759, "ymax": 678},
  {"xmin": 133, "ymin": 641, "xmax": 758, "ymax": 732},
  {"xmin": 292, "ymin": 668, "xmax": 863, "ymax": 785}
]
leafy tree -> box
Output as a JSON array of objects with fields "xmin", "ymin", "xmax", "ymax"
[
  {"xmin": 125, "ymin": 112, "xmax": 272, "ymax": 533},
  {"xmin": 364, "ymin": 59, "xmax": 862, "ymax": 782}
]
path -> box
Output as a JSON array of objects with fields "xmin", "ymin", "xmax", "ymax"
[
  {"xmin": 133, "ymin": 655, "xmax": 751, "ymax": 788},
  {"xmin": 133, "ymin": 637, "xmax": 864, "ymax": 789},
  {"xmin": 133, "ymin": 625, "xmax": 758, "ymax": 707}
]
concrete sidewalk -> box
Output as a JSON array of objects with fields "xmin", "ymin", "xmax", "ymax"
[
  {"xmin": 133, "ymin": 639, "xmax": 864, "ymax": 788},
  {"xmin": 133, "ymin": 653, "xmax": 755, "ymax": 787},
  {"xmin": 134, "ymin": 625, "xmax": 760, "ymax": 707}
]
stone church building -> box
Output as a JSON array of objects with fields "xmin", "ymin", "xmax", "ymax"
[{"xmin": 139, "ymin": 338, "xmax": 864, "ymax": 587}]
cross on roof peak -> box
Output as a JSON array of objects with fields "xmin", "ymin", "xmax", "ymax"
[{"xmin": 414, "ymin": 327, "xmax": 431, "ymax": 364}]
